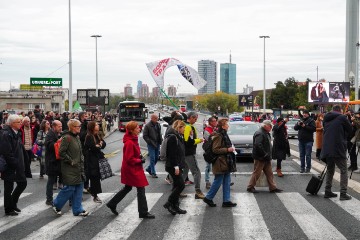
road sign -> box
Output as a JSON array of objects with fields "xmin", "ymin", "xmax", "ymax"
[
  {"xmin": 30, "ymin": 78, "xmax": 62, "ymax": 87},
  {"xmin": 77, "ymin": 89, "xmax": 110, "ymax": 105},
  {"xmin": 238, "ymin": 95, "xmax": 253, "ymax": 107}
]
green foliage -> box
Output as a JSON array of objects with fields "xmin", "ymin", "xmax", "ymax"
[{"xmin": 195, "ymin": 92, "xmax": 244, "ymax": 114}]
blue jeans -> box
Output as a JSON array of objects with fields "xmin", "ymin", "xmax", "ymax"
[
  {"xmin": 205, "ymin": 162, "xmax": 211, "ymax": 183},
  {"xmin": 205, "ymin": 173, "xmax": 231, "ymax": 202},
  {"xmin": 54, "ymin": 183, "xmax": 85, "ymax": 215},
  {"xmin": 299, "ymin": 141, "xmax": 313, "ymax": 170},
  {"xmin": 146, "ymin": 144, "xmax": 159, "ymax": 175}
]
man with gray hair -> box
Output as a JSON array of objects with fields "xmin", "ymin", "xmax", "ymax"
[
  {"xmin": 1, "ymin": 114, "xmax": 32, "ymax": 216},
  {"xmin": 247, "ymin": 120, "xmax": 282, "ymax": 193},
  {"xmin": 321, "ymin": 105, "xmax": 352, "ymax": 200}
]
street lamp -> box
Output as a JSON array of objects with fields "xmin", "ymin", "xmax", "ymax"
[
  {"xmin": 259, "ymin": 35, "xmax": 270, "ymax": 114},
  {"xmin": 68, "ymin": 0, "xmax": 73, "ymax": 112},
  {"xmin": 91, "ymin": 35, "xmax": 102, "ymax": 97}
]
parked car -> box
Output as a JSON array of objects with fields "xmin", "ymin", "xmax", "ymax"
[
  {"xmin": 287, "ymin": 119, "xmax": 299, "ymax": 139},
  {"xmin": 227, "ymin": 121, "xmax": 260, "ymax": 160},
  {"xmin": 229, "ymin": 113, "xmax": 243, "ymax": 122}
]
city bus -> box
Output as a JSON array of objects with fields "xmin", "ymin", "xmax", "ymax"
[{"xmin": 117, "ymin": 101, "xmax": 147, "ymax": 131}]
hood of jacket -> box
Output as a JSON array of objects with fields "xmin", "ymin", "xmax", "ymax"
[
  {"xmin": 323, "ymin": 111, "xmax": 342, "ymax": 123},
  {"xmin": 123, "ymin": 131, "xmax": 138, "ymax": 144}
]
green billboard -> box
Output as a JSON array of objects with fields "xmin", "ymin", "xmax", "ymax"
[{"xmin": 30, "ymin": 78, "xmax": 62, "ymax": 86}]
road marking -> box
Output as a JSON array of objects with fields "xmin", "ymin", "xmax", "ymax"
[
  {"xmin": 0, "ymin": 193, "xmax": 54, "ymax": 233},
  {"xmin": 108, "ymin": 171, "xmax": 314, "ymax": 176},
  {"xmin": 233, "ymin": 193, "xmax": 271, "ymax": 239},
  {"xmin": 92, "ymin": 193, "xmax": 162, "ymax": 240},
  {"xmin": 0, "ymin": 192, "xmax": 31, "ymax": 208},
  {"xmin": 277, "ymin": 192, "xmax": 346, "ymax": 240},
  {"xmin": 162, "ymin": 195, "xmax": 206, "ymax": 240},
  {"xmin": 23, "ymin": 193, "xmax": 113, "ymax": 240},
  {"xmin": 328, "ymin": 192, "xmax": 360, "ymax": 222}
]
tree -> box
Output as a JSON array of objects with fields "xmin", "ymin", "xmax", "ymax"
[{"xmin": 195, "ymin": 92, "xmax": 243, "ymax": 115}]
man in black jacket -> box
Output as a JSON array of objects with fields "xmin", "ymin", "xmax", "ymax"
[
  {"xmin": 321, "ymin": 105, "xmax": 352, "ymax": 200},
  {"xmin": 247, "ymin": 120, "xmax": 282, "ymax": 193},
  {"xmin": 294, "ymin": 109, "xmax": 316, "ymax": 173},
  {"xmin": 44, "ymin": 120, "xmax": 62, "ymax": 205},
  {"xmin": 1, "ymin": 114, "xmax": 32, "ymax": 216}
]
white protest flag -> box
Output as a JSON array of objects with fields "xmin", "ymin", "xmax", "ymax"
[{"xmin": 146, "ymin": 58, "xmax": 207, "ymax": 90}]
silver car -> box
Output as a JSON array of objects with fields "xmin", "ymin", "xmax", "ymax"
[
  {"xmin": 287, "ymin": 119, "xmax": 299, "ymax": 139},
  {"xmin": 139, "ymin": 121, "xmax": 169, "ymax": 151},
  {"xmin": 228, "ymin": 121, "xmax": 260, "ymax": 160}
]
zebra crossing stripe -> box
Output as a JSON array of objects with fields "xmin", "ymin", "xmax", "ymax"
[
  {"xmin": 277, "ymin": 193, "xmax": 346, "ymax": 240},
  {"xmin": 0, "ymin": 193, "xmax": 53, "ymax": 234},
  {"xmin": 328, "ymin": 192, "xmax": 360, "ymax": 221},
  {"xmin": 162, "ymin": 196, "xmax": 206, "ymax": 240},
  {"xmin": 0, "ymin": 193, "xmax": 32, "ymax": 208},
  {"xmin": 23, "ymin": 193, "xmax": 114, "ymax": 240},
  {"xmin": 232, "ymin": 193, "xmax": 271, "ymax": 239},
  {"xmin": 92, "ymin": 193, "xmax": 163, "ymax": 240}
]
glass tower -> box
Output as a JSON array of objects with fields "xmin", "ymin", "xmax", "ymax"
[
  {"xmin": 220, "ymin": 63, "xmax": 236, "ymax": 94},
  {"xmin": 198, "ymin": 60, "xmax": 217, "ymax": 94}
]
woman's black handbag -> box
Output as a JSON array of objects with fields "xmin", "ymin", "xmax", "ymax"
[{"xmin": 98, "ymin": 158, "xmax": 113, "ymax": 180}]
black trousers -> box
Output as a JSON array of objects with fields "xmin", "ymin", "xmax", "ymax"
[
  {"xmin": 107, "ymin": 185, "xmax": 148, "ymax": 215},
  {"xmin": 166, "ymin": 167, "xmax": 185, "ymax": 206},
  {"xmin": 4, "ymin": 180, "xmax": 27, "ymax": 213},
  {"xmin": 348, "ymin": 142, "xmax": 357, "ymax": 168},
  {"xmin": 89, "ymin": 176, "xmax": 102, "ymax": 196}
]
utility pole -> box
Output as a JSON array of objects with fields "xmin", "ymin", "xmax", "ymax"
[{"xmin": 259, "ymin": 36, "xmax": 270, "ymax": 114}]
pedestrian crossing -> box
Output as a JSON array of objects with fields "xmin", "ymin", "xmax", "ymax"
[{"xmin": 0, "ymin": 192, "xmax": 359, "ymax": 239}]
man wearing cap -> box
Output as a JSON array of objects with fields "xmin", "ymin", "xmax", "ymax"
[
  {"xmin": 247, "ymin": 120, "xmax": 283, "ymax": 193},
  {"xmin": 294, "ymin": 109, "xmax": 316, "ymax": 173}
]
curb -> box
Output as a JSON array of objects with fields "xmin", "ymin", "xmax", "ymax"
[{"xmin": 290, "ymin": 149, "xmax": 360, "ymax": 194}]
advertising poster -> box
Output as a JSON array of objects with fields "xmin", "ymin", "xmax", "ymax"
[{"xmin": 308, "ymin": 82, "xmax": 349, "ymax": 103}]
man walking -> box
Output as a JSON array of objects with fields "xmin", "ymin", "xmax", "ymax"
[
  {"xmin": 143, "ymin": 114, "xmax": 162, "ymax": 178},
  {"xmin": 247, "ymin": 120, "xmax": 282, "ymax": 193},
  {"xmin": 44, "ymin": 120, "xmax": 62, "ymax": 205},
  {"xmin": 203, "ymin": 116, "xmax": 217, "ymax": 189},
  {"xmin": 321, "ymin": 105, "xmax": 352, "ymax": 200},
  {"xmin": 1, "ymin": 114, "xmax": 32, "ymax": 216},
  {"xmin": 294, "ymin": 109, "xmax": 316, "ymax": 173},
  {"xmin": 183, "ymin": 112, "xmax": 205, "ymax": 199}
]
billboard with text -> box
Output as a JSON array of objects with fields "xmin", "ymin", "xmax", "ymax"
[{"xmin": 308, "ymin": 82, "xmax": 349, "ymax": 103}]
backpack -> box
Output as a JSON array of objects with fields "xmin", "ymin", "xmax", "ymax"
[
  {"xmin": 54, "ymin": 138, "xmax": 62, "ymax": 160},
  {"xmin": 202, "ymin": 133, "xmax": 218, "ymax": 164},
  {"xmin": 159, "ymin": 133, "xmax": 177, "ymax": 161}
]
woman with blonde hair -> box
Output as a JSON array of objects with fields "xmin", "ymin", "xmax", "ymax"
[{"xmin": 106, "ymin": 121, "xmax": 155, "ymax": 219}]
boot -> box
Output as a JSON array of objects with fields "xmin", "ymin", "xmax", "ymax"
[
  {"xmin": 174, "ymin": 203, "xmax": 187, "ymax": 214},
  {"xmin": 340, "ymin": 193, "xmax": 352, "ymax": 201},
  {"xmin": 195, "ymin": 190, "xmax": 205, "ymax": 199},
  {"xmin": 276, "ymin": 168, "xmax": 283, "ymax": 177},
  {"xmin": 163, "ymin": 202, "xmax": 177, "ymax": 215}
]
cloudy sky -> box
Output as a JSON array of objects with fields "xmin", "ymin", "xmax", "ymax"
[{"xmin": 0, "ymin": 0, "xmax": 348, "ymax": 94}]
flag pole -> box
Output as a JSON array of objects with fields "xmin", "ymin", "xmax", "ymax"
[{"xmin": 159, "ymin": 87, "xmax": 178, "ymax": 110}]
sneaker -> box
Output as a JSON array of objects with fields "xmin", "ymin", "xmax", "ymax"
[
  {"xmin": 324, "ymin": 191, "xmax": 338, "ymax": 198},
  {"xmin": 52, "ymin": 206, "xmax": 62, "ymax": 215},
  {"xmin": 203, "ymin": 197, "xmax": 217, "ymax": 207},
  {"xmin": 270, "ymin": 188, "xmax": 283, "ymax": 193},
  {"xmin": 205, "ymin": 182, "xmax": 211, "ymax": 189},
  {"xmin": 222, "ymin": 201, "xmax": 237, "ymax": 207},
  {"xmin": 305, "ymin": 168, "xmax": 311, "ymax": 173},
  {"xmin": 195, "ymin": 190, "xmax": 205, "ymax": 199},
  {"xmin": 45, "ymin": 200, "xmax": 53, "ymax": 206},
  {"xmin": 165, "ymin": 177, "xmax": 172, "ymax": 185},
  {"xmin": 247, "ymin": 187, "xmax": 259, "ymax": 193},
  {"xmin": 300, "ymin": 169, "xmax": 305, "ymax": 173},
  {"xmin": 340, "ymin": 193, "xmax": 352, "ymax": 201},
  {"xmin": 93, "ymin": 197, "xmax": 102, "ymax": 203},
  {"xmin": 185, "ymin": 180, "xmax": 194, "ymax": 186},
  {"xmin": 76, "ymin": 210, "xmax": 89, "ymax": 217},
  {"xmin": 276, "ymin": 168, "xmax": 283, "ymax": 177}
]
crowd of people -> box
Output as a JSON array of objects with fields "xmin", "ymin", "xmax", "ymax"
[{"xmin": 0, "ymin": 104, "xmax": 356, "ymax": 219}]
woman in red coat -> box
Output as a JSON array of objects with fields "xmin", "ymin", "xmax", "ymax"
[{"xmin": 106, "ymin": 121, "xmax": 155, "ymax": 219}]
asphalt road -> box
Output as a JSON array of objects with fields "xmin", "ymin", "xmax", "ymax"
[{"xmin": 1, "ymin": 115, "xmax": 360, "ymax": 240}]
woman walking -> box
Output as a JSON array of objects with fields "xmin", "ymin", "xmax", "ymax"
[
  {"xmin": 84, "ymin": 121, "xmax": 106, "ymax": 203},
  {"xmin": 315, "ymin": 113, "xmax": 324, "ymax": 160},
  {"xmin": 203, "ymin": 119, "xmax": 237, "ymax": 208},
  {"xmin": 106, "ymin": 121, "xmax": 155, "ymax": 219},
  {"xmin": 36, "ymin": 120, "xmax": 50, "ymax": 178},
  {"xmin": 163, "ymin": 120, "xmax": 187, "ymax": 215},
  {"xmin": 272, "ymin": 117, "xmax": 291, "ymax": 177}
]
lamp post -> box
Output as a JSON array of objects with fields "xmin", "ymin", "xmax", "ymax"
[
  {"xmin": 68, "ymin": 0, "xmax": 73, "ymax": 112},
  {"xmin": 91, "ymin": 35, "xmax": 102, "ymax": 97},
  {"xmin": 259, "ymin": 35, "xmax": 270, "ymax": 114}
]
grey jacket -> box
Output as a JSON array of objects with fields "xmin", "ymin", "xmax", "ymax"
[{"xmin": 142, "ymin": 121, "xmax": 162, "ymax": 148}]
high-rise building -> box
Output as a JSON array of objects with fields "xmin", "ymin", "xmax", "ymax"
[
  {"xmin": 124, "ymin": 84, "xmax": 133, "ymax": 97},
  {"xmin": 137, "ymin": 80, "xmax": 142, "ymax": 98},
  {"xmin": 198, "ymin": 60, "xmax": 217, "ymax": 94},
  {"xmin": 139, "ymin": 84, "xmax": 149, "ymax": 98},
  {"xmin": 220, "ymin": 53, "xmax": 236, "ymax": 94},
  {"xmin": 167, "ymin": 85, "xmax": 177, "ymax": 97},
  {"xmin": 152, "ymin": 87, "xmax": 160, "ymax": 97}
]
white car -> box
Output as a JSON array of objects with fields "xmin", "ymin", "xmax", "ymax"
[{"xmin": 138, "ymin": 122, "xmax": 169, "ymax": 150}]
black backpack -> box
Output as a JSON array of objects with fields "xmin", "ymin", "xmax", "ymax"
[{"xmin": 202, "ymin": 133, "xmax": 218, "ymax": 164}]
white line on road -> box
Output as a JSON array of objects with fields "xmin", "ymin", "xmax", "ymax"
[
  {"xmin": 0, "ymin": 192, "xmax": 32, "ymax": 208},
  {"xmin": 23, "ymin": 193, "xmax": 113, "ymax": 240},
  {"xmin": 162, "ymin": 195, "xmax": 206, "ymax": 240},
  {"xmin": 277, "ymin": 192, "xmax": 346, "ymax": 240},
  {"xmin": 328, "ymin": 192, "xmax": 360, "ymax": 222},
  {"xmin": 232, "ymin": 193, "xmax": 271, "ymax": 240},
  {"xmin": 92, "ymin": 193, "xmax": 162, "ymax": 240}
]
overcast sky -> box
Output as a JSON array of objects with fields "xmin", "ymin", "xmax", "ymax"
[{"xmin": 0, "ymin": 0, "xmax": 348, "ymax": 94}]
